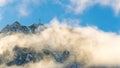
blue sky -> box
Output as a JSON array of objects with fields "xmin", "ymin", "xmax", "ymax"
[{"xmin": 0, "ymin": 0, "xmax": 120, "ymax": 33}]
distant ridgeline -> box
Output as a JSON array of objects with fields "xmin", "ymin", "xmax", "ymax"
[{"xmin": 0, "ymin": 21, "xmax": 46, "ymax": 34}]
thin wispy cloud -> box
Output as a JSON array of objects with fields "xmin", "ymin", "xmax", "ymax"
[
  {"xmin": 0, "ymin": 0, "xmax": 12, "ymax": 7},
  {"xmin": 17, "ymin": 0, "xmax": 31, "ymax": 17},
  {"xmin": 17, "ymin": 0, "xmax": 46, "ymax": 17},
  {"xmin": 0, "ymin": 0, "xmax": 44, "ymax": 18},
  {"xmin": 62, "ymin": 0, "xmax": 120, "ymax": 15}
]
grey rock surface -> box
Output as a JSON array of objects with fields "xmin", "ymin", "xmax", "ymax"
[
  {"xmin": 0, "ymin": 21, "xmax": 45, "ymax": 34},
  {"xmin": 52, "ymin": 51, "xmax": 70, "ymax": 63},
  {"xmin": 6, "ymin": 46, "xmax": 43, "ymax": 66},
  {"xmin": 5, "ymin": 46, "xmax": 70, "ymax": 67},
  {"xmin": 65, "ymin": 62, "xmax": 82, "ymax": 68}
]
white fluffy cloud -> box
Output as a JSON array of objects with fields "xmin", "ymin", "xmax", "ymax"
[
  {"xmin": 1, "ymin": 18, "xmax": 120, "ymax": 67},
  {"xmin": 67, "ymin": 0, "xmax": 120, "ymax": 15}
]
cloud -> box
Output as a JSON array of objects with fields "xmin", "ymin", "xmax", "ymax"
[
  {"xmin": 1, "ymin": 18, "xmax": 120, "ymax": 67},
  {"xmin": 17, "ymin": 0, "xmax": 45, "ymax": 17},
  {"xmin": 0, "ymin": 0, "xmax": 7, "ymax": 7},
  {"xmin": 0, "ymin": 0, "xmax": 44, "ymax": 17},
  {"xmin": 62, "ymin": 18, "xmax": 81, "ymax": 27},
  {"xmin": 0, "ymin": 0, "xmax": 13, "ymax": 7},
  {"xmin": 66, "ymin": 0, "xmax": 95, "ymax": 14},
  {"xmin": 17, "ymin": 0, "xmax": 30, "ymax": 17},
  {"xmin": 64, "ymin": 0, "xmax": 120, "ymax": 15},
  {"xmin": 18, "ymin": 6, "xmax": 30, "ymax": 17}
]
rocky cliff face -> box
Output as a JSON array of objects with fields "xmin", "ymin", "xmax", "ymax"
[
  {"xmin": 0, "ymin": 21, "xmax": 45, "ymax": 34},
  {"xmin": 0, "ymin": 45, "xmax": 80, "ymax": 68},
  {"xmin": 0, "ymin": 22, "xmax": 81, "ymax": 68}
]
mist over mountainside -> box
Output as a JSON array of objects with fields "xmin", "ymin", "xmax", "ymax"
[{"xmin": 0, "ymin": 19, "xmax": 120, "ymax": 68}]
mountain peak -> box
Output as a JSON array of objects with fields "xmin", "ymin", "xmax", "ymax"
[
  {"xmin": 0, "ymin": 21, "xmax": 46, "ymax": 34},
  {"xmin": 11, "ymin": 21, "xmax": 21, "ymax": 27}
]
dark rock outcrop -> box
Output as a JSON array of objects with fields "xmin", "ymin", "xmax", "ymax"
[
  {"xmin": 43, "ymin": 49, "xmax": 70, "ymax": 63},
  {"xmin": 43, "ymin": 49, "xmax": 51, "ymax": 55},
  {"xmin": 6, "ymin": 46, "xmax": 70, "ymax": 66},
  {"xmin": 0, "ymin": 24, "xmax": 11, "ymax": 33},
  {"xmin": 52, "ymin": 51, "xmax": 70, "ymax": 63},
  {"xmin": 0, "ymin": 21, "xmax": 45, "ymax": 34},
  {"xmin": 65, "ymin": 62, "xmax": 82, "ymax": 68},
  {"xmin": 6, "ymin": 46, "xmax": 43, "ymax": 66}
]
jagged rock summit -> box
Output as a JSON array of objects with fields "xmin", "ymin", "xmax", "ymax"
[{"xmin": 0, "ymin": 21, "xmax": 45, "ymax": 34}]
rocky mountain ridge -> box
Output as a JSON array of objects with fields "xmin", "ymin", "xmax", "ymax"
[{"xmin": 0, "ymin": 21, "xmax": 45, "ymax": 34}]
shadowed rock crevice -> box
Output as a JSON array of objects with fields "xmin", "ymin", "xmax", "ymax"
[
  {"xmin": 52, "ymin": 51, "xmax": 70, "ymax": 63},
  {"xmin": 43, "ymin": 49, "xmax": 70, "ymax": 63}
]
